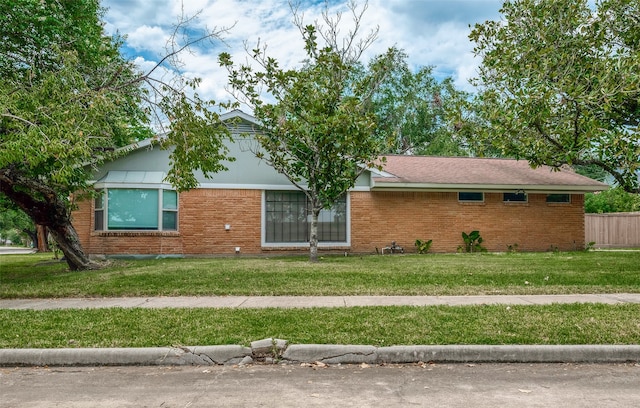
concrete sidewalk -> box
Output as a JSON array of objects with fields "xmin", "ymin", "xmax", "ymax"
[{"xmin": 1, "ymin": 293, "xmax": 640, "ymax": 310}]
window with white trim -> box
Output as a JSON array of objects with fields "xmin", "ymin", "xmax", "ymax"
[
  {"xmin": 264, "ymin": 191, "xmax": 347, "ymax": 244},
  {"xmin": 94, "ymin": 188, "xmax": 178, "ymax": 231}
]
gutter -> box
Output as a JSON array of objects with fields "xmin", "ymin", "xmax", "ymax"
[{"xmin": 370, "ymin": 182, "xmax": 609, "ymax": 194}]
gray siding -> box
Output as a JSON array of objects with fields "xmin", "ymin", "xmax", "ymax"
[{"xmin": 93, "ymin": 129, "xmax": 372, "ymax": 189}]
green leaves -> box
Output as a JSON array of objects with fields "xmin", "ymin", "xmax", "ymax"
[
  {"xmin": 1, "ymin": 0, "xmax": 232, "ymax": 269},
  {"xmin": 219, "ymin": 1, "xmax": 388, "ymax": 261},
  {"xmin": 470, "ymin": 0, "xmax": 640, "ymax": 192},
  {"xmin": 220, "ymin": 1, "xmax": 385, "ymax": 205},
  {"xmin": 365, "ymin": 48, "xmax": 469, "ymax": 156},
  {"xmin": 585, "ymin": 186, "xmax": 640, "ymax": 213},
  {"xmin": 1, "ymin": 50, "xmax": 135, "ymax": 190},
  {"xmin": 161, "ymin": 93, "xmax": 233, "ymax": 192},
  {"xmin": 0, "ymin": 0, "xmax": 148, "ymax": 199}
]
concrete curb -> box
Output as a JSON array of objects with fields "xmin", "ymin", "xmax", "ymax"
[
  {"xmin": 0, "ymin": 345, "xmax": 252, "ymax": 367},
  {"xmin": 2, "ymin": 343, "xmax": 639, "ymax": 367},
  {"xmin": 282, "ymin": 344, "xmax": 640, "ymax": 364}
]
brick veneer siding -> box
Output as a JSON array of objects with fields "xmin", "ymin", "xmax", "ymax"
[
  {"xmin": 350, "ymin": 191, "xmax": 585, "ymax": 253},
  {"xmin": 75, "ymin": 189, "xmax": 263, "ymax": 256},
  {"xmin": 179, "ymin": 189, "xmax": 262, "ymax": 255},
  {"xmin": 73, "ymin": 189, "xmax": 585, "ymax": 256}
]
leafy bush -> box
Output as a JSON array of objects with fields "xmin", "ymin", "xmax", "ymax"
[
  {"xmin": 461, "ymin": 230, "xmax": 487, "ymax": 253},
  {"xmin": 585, "ymin": 187, "xmax": 640, "ymax": 213},
  {"xmin": 414, "ymin": 239, "xmax": 433, "ymax": 254}
]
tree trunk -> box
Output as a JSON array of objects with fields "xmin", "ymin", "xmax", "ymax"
[
  {"xmin": 309, "ymin": 208, "xmax": 320, "ymax": 263},
  {"xmin": 0, "ymin": 167, "xmax": 100, "ymax": 270},
  {"xmin": 21, "ymin": 228, "xmax": 37, "ymax": 249},
  {"xmin": 36, "ymin": 224, "xmax": 50, "ymax": 252},
  {"xmin": 47, "ymin": 222, "xmax": 98, "ymax": 270}
]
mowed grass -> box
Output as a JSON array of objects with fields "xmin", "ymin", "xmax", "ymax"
[
  {"xmin": 1, "ymin": 251, "xmax": 639, "ymax": 298},
  {"xmin": 2, "ymin": 304, "xmax": 639, "ymax": 348},
  {"xmin": 1, "ymin": 251, "xmax": 639, "ymax": 348}
]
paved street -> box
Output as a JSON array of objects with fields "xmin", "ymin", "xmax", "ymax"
[
  {"xmin": 0, "ymin": 246, "xmax": 35, "ymax": 255},
  {"xmin": 2, "ymin": 363, "xmax": 639, "ymax": 407}
]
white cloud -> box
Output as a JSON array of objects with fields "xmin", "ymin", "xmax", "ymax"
[
  {"xmin": 131, "ymin": 56, "xmax": 158, "ymax": 74},
  {"xmin": 126, "ymin": 25, "xmax": 169, "ymax": 54},
  {"xmin": 102, "ymin": 0, "xmax": 503, "ymax": 100}
]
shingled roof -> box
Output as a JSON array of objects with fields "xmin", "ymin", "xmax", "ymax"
[{"xmin": 371, "ymin": 156, "xmax": 608, "ymax": 193}]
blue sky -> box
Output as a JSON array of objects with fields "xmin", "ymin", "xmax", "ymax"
[{"xmin": 101, "ymin": 0, "xmax": 503, "ymax": 103}]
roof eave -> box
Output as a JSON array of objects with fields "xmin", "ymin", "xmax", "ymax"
[{"xmin": 370, "ymin": 182, "xmax": 609, "ymax": 193}]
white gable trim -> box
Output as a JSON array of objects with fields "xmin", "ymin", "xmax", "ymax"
[{"xmin": 220, "ymin": 109, "xmax": 262, "ymax": 126}]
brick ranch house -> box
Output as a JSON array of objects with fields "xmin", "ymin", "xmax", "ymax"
[{"xmin": 72, "ymin": 110, "xmax": 608, "ymax": 257}]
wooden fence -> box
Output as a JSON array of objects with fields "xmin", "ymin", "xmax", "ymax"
[{"xmin": 585, "ymin": 212, "xmax": 640, "ymax": 248}]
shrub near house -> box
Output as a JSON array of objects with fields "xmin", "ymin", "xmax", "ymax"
[{"xmin": 72, "ymin": 110, "xmax": 608, "ymax": 257}]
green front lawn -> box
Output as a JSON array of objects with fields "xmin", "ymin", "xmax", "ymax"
[
  {"xmin": 1, "ymin": 251, "xmax": 639, "ymax": 298},
  {"xmin": 2, "ymin": 304, "xmax": 639, "ymax": 348},
  {"xmin": 1, "ymin": 251, "xmax": 639, "ymax": 348}
]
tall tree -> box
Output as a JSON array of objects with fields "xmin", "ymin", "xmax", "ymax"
[
  {"xmin": 367, "ymin": 50, "xmax": 469, "ymax": 156},
  {"xmin": 469, "ymin": 0, "xmax": 640, "ymax": 192},
  {"xmin": 0, "ymin": 0, "xmax": 232, "ymax": 270},
  {"xmin": 220, "ymin": 0, "xmax": 395, "ymax": 262}
]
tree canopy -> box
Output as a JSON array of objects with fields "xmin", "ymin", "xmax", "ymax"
[
  {"xmin": 585, "ymin": 187, "xmax": 640, "ymax": 213},
  {"xmin": 469, "ymin": 0, "xmax": 640, "ymax": 192},
  {"xmin": 0, "ymin": 0, "xmax": 232, "ymax": 269},
  {"xmin": 220, "ymin": 0, "xmax": 397, "ymax": 262},
  {"xmin": 366, "ymin": 50, "xmax": 469, "ymax": 156}
]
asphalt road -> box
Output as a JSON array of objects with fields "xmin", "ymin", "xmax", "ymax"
[
  {"xmin": 2, "ymin": 363, "xmax": 639, "ymax": 407},
  {"xmin": 0, "ymin": 246, "xmax": 36, "ymax": 255}
]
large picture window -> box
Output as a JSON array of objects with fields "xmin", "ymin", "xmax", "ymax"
[
  {"xmin": 265, "ymin": 191, "xmax": 347, "ymax": 244},
  {"xmin": 94, "ymin": 188, "xmax": 177, "ymax": 231}
]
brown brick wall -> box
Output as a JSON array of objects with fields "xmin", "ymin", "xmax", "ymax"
[
  {"xmin": 350, "ymin": 191, "xmax": 585, "ymax": 253},
  {"xmin": 74, "ymin": 189, "xmax": 263, "ymax": 256},
  {"xmin": 73, "ymin": 189, "xmax": 585, "ymax": 256},
  {"xmin": 71, "ymin": 194, "xmax": 92, "ymax": 253},
  {"xmin": 178, "ymin": 189, "xmax": 262, "ymax": 255}
]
